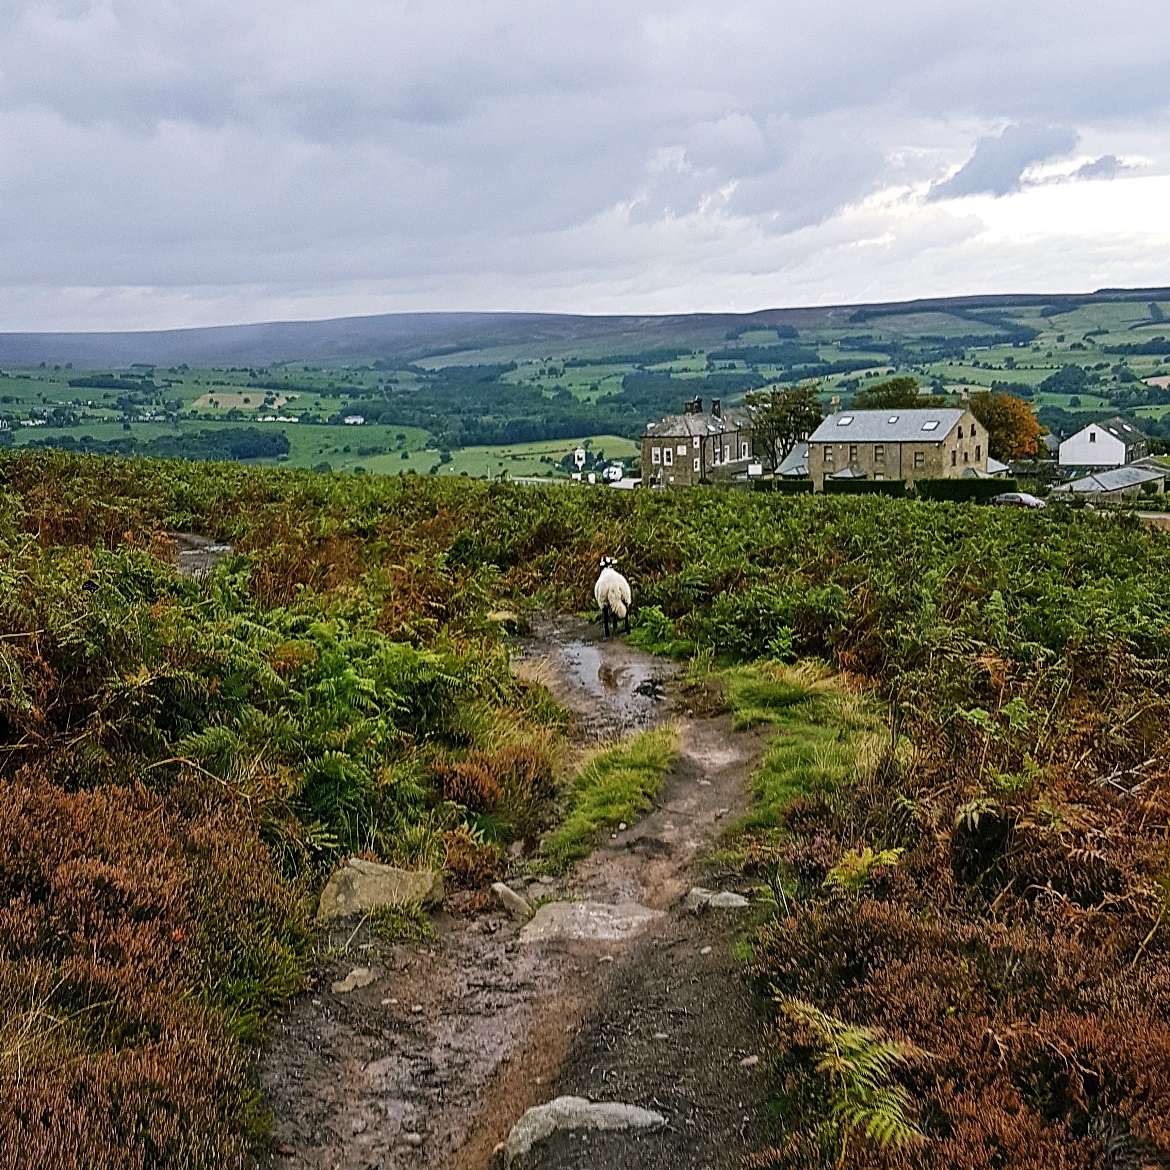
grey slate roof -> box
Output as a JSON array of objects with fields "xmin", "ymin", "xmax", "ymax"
[
  {"xmin": 1052, "ymin": 464, "xmax": 1166, "ymax": 494},
  {"xmin": 644, "ymin": 407, "xmax": 752, "ymax": 439},
  {"xmin": 1082, "ymin": 416, "xmax": 1148, "ymax": 448},
  {"xmin": 808, "ymin": 409, "xmax": 967, "ymax": 444},
  {"xmin": 960, "ymin": 460, "xmax": 1010, "ymax": 479},
  {"xmin": 776, "ymin": 441, "xmax": 809, "ymax": 477}
]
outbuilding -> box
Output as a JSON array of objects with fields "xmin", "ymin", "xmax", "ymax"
[{"xmin": 1051, "ymin": 463, "xmax": 1166, "ymax": 501}]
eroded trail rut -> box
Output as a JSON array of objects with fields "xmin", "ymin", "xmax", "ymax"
[{"xmin": 258, "ymin": 615, "xmax": 772, "ymax": 1170}]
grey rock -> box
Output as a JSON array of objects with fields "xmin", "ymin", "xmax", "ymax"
[
  {"xmin": 316, "ymin": 857, "xmax": 443, "ymax": 922},
  {"xmin": 503, "ymin": 1096, "xmax": 665, "ymax": 1167},
  {"xmin": 331, "ymin": 966, "xmax": 375, "ymax": 994},
  {"xmin": 519, "ymin": 901, "xmax": 662, "ymax": 944},
  {"xmin": 491, "ymin": 881, "xmax": 533, "ymax": 922},
  {"xmin": 708, "ymin": 890, "xmax": 750, "ymax": 909},
  {"xmin": 684, "ymin": 886, "xmax": 715, "ymax": 912},
  {"xmin": 684, "ymin": 886, "xmax": 750, "ymax": 912}
]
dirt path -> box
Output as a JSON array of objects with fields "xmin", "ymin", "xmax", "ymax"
[{"xmin": 257, "ymin": 614, "xmax": 772, "ymax": 1170}]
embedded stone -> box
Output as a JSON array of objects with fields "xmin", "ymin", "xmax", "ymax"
[{"xmin": 316, "ymin": 857, "xmax": 443, "ymax": 922}]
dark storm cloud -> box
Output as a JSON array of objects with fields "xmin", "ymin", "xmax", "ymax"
[{"xmin": 0, "ymin": 1, "xmax": 1167, "ymax": 327}]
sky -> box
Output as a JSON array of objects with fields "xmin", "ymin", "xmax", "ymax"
[{"xmin": 2, "ymin": 0, "xmax": 1170, "ymax": 331}]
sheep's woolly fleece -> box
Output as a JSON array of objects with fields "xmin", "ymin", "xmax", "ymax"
[{"xmin": 594, "ymin": 566, "xmax": 631, "ymax": 618}]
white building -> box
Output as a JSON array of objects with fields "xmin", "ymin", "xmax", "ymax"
[{"xmin": 1058, "ymin": 417, "xmax": 1149, "ymax": 469}]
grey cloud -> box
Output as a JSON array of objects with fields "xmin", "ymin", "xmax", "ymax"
[
  {"xmin": 0, "ymin": 1, "xmax": 1167, "ymax": 327},
  {"xmin": 1073, "ymin": 154, "xmax": 1127, "ymax": 179},
  {"xmin": 929, "ymin": 124, "xmax": 1080, "ymax": 200}
]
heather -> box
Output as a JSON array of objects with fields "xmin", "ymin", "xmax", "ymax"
[{"xmin": 2, "ymin": 450, "xmax": 1170, "ymax": 1166}]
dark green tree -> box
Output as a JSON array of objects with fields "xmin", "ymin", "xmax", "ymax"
[
  {"xmin": 747, "ymin": 382, "xmax": 823, "ymax": 469},
  {"xmin": 851, "ymin": 376, "xmax": 922, "ymax": 410}
]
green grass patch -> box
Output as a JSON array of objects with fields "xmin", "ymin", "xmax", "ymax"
[
  {"xmin": 541, "ymin": 725, "xmax": 678, "ymax": 871},
  {"xmin": 725, "ymin": 662, "xmax": 884, "ymax": 832},
  {"xmin": 368, "ymin": 902, "xmax": 435, "ymax": 944}
]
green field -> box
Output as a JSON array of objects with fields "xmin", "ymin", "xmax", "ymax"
[{"xmin": 5, "ymin": 290, "xmax": 1170, "ymax": 473}]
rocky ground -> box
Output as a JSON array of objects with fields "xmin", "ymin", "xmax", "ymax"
[{"xmin": 256, "ymin": 613, "xmax": 774, "ymax": 1170}]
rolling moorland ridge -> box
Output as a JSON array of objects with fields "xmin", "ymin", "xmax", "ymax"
[
  {"xmin": 5, "ymin": 292, "xmax": 1170, "ymax": 1169},
  {"xmin": 4, "ymin": 287, "xmax": 1170, "ymax": 479}
]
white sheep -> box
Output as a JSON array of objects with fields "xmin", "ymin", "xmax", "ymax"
[{"xmin": 594, "ymin": 556, "xmax": 632, "ymax": 637}]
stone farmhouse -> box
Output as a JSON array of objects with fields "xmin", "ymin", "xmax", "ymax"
[
  {"xmin": 641, "ymin": 397, "xmax": 753, "ymax": 487},
  {"xmin": 807, "ymin": 408, "xmax": 987, "ymax": 490},
  {"xmin": 1058, "ymin": 416, "xmax": 1149, "ymax": 469}
]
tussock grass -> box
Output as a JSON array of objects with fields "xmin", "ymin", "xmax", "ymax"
[
  {"xmin": 369, "ymin": 903, "xmax": 435, "ymax": 945},
  {"xmin": 541, "ymin": 725, "xmax": 678, "ymax": 871}
]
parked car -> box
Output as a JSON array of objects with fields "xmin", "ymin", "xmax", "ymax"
[{"xmin": 991, "ymin": 491, "xmax": 1046, "ymax": 509}]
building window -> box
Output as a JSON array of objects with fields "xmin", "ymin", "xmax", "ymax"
[
  {"xmin": 723, "ymin": 444, "xmax": 731, "ymax": 462},
  {"xmin": 874, "ymin": 444, "xmax": 884, "ymax": 463},
  {"xmin": 964, "ymin": 450, "xmax": 969, "ymax": 463},
  {"xmin": 824, "ymin": 445, "xmax": 834, "ymax": 462},
  {"xmin": 677, "ymin": 444, "xmax": 687, "ymax": 455},
  {"xmin": 952, "ymin": 450, "xmax": 957, "ymax": 466},
  {"xmin": 849, "ymin": 444, "xmax": 858, "ymax": 461},
  {"xmin": 740, "ymin": 441, "xmax": 749, "ymax": 459},
  {"xmin": 652, "ymin": 447, "xmax": 661, "ymax": 465},
  {"xmin": 914, "ymin": 451, "xmax": 925, "ymax": 470},
  {"xmin": 958, "ymin": 426, "xmax": 964, "ymax": 438},
  {"xmin": 976, "ymin": 445, "xmax": 981, "ymax": 461},
  {"xmin": 1089, "ymin": 432, "xmax": 1096, "ymax": 443},
  {"xmin": 663, "ymin": 447, "xmax": 673, "ymax": 467},
  {"xmin": 693, "ymin": 436, "xmax": 700, "ymax": 449},
  {"xmin": 693, "ymin": 457, "xmax": 700, "ymax": 472}
]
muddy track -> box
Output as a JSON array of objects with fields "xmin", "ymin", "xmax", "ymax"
[{"xmin": 257, "ymin": 614, "xmax": 773, "ymax": 1170}]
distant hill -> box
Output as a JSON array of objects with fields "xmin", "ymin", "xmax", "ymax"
[{"xmin": 5, "ymin": 288, "xmax": 1170, "ymax": 367}]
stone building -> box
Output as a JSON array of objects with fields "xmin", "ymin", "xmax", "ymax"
[
  {"xmin": 806, "ymin": 408, "xmax": 987, "ymax": 490},
  {"xmin": 640, "ymin": 397, "xmax": 753, "ymax": 487}
]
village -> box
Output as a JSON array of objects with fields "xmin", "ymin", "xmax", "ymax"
[{"xmin": 630, "ymin": 390, "xmax": 1168, "ymax": 505}]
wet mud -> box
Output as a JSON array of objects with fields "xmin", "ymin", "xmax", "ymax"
[
  {"xmin": 168, "ymin": 531, "xmax": 233, "ymax": 578},
  {"xmin": 257, "ymin": 614, "xmax": 772, "ymax": 1170}
]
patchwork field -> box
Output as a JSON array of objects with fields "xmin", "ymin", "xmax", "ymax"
[{"xmin": 3, "ymin": 289, "xmax": 1170, "ymax": 474}]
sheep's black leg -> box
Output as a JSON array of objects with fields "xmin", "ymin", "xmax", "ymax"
[
  {"xmin": 602, "ymin": 608, "xmax": 610, "ymax": 637},
  {"xmin": 623, "ymin": 612, "xmax": 631, "ymax": 634}
]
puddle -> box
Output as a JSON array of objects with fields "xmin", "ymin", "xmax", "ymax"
[{"xmin": 511, "ymin": 615, "xmax": 676, "ymax": 741}]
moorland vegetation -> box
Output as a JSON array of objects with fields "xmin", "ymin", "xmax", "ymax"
[{"xmin": 1, "ymin": 450, "xmax": 1170, "ymax": 1168}]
